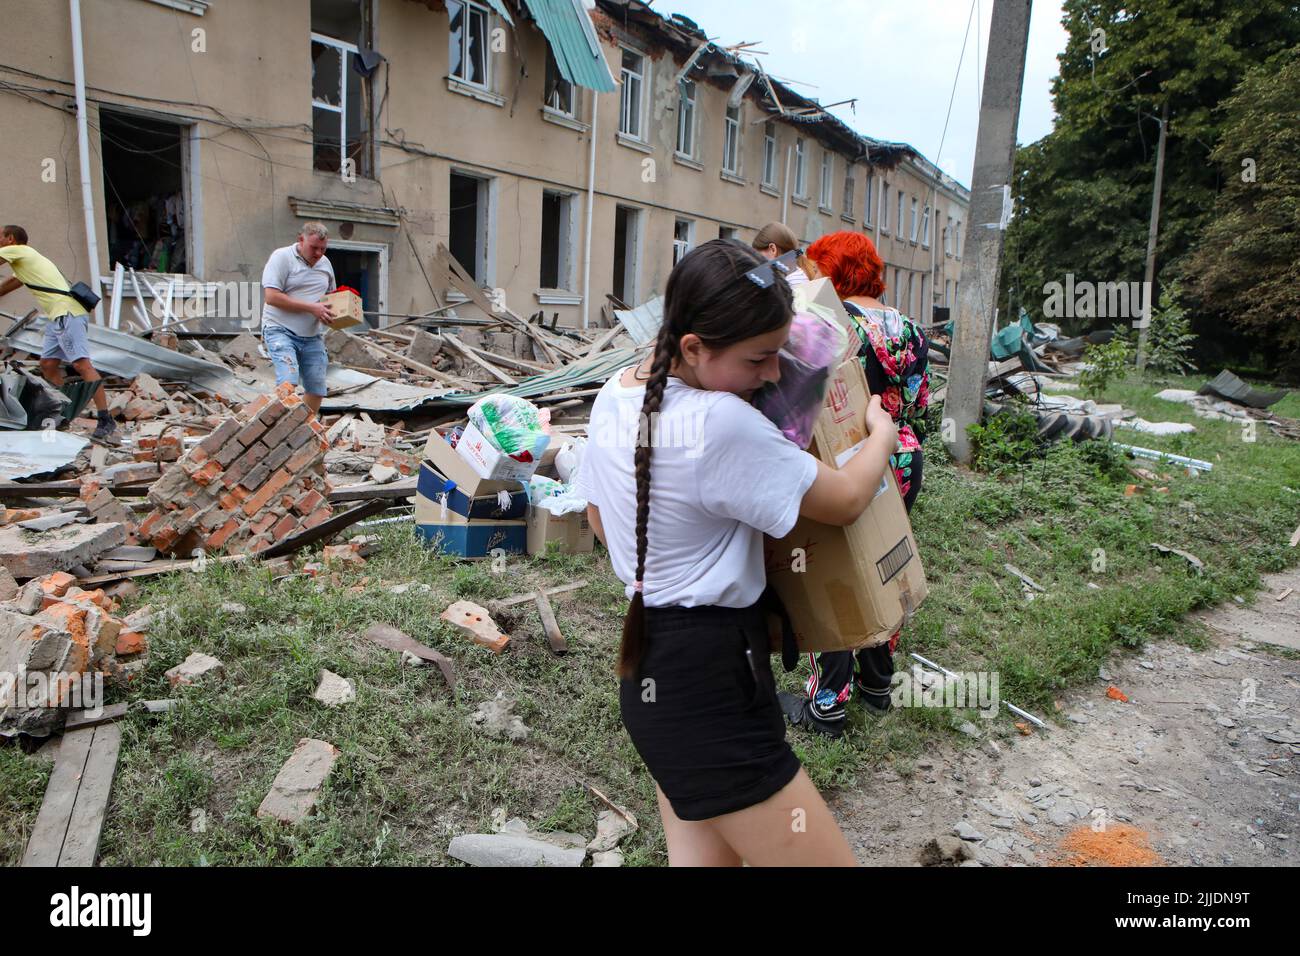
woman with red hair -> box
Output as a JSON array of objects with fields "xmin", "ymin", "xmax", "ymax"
[{"xmin": 779, "ymin": 230, "xmax": 931, "ymax": 737}]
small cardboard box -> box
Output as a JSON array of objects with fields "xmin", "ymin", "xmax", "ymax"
[
  {"xmin": 424, "ymin": 430, "xmax": 523, "ymax": 500},
  {"xmin": 763, "ymin": 351, "xmax": 927, "ymax": 654},
  {"xmin": 322, "ymin": 289, "xmax": 365, "ymax": 329},
  {"xmin": 453, "ymin": 419, "xmax": 549, "ymax": 482},
  {"xmin": 417, "ymin": 459, "xmax": 528, "ymax": 520},
  {"xmin": 526, "ymin": 503, "xmax": 594, "ymax": 556},
  {"xmin": 414, "ymin": 493, "xmax": 527, "ymax": 558}
]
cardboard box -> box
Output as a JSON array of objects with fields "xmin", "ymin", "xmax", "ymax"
[
  {"xmin": 413, "ymin": 492, "xmax": 526, "ymax": 558},
  {"xmin": 322, "ymin": 289, "xmax": 365, "ymax": 329},
  {"xmin": 417, "ymin": 459, "xmax": 528, "ymax": 520},
  {"xmin": 453, "ymin": 419, "xmax": 548, "ymax": 482},
  {"xmin": 424, "ymin": 430, "xmax": 524, "ymax": 500},
  {"xmin": 526, "ymin": 503, "xmax": 595, "ymax": 556},
  {"xmin": 763, "ymin": 324, "xmax": 927, "ymax": 654}
]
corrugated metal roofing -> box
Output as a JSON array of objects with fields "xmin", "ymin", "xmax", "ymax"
[{"xmin": 522, "ymin": 0, "xmax": 616, "ymax": 92}]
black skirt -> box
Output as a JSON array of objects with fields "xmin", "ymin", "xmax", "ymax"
[{"xmin": 619, "ymin": 600, "xmax": 802, "ymax": 821}]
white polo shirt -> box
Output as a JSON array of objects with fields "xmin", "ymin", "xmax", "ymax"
[{"xmin": 575, "ymin": 368, "xmax": 818, "ymax": 609}]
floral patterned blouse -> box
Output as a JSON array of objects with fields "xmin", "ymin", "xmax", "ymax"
[{"xmin": 842, "ymin": 301, "xmax": 931, "ymax": 454}]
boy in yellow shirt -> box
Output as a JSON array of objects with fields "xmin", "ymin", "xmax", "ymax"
[{"xmin": 0, "ymin": 225, "xmax": 115, "ymax": 439}]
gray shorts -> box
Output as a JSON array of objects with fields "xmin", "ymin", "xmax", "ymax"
[{"xmin": 41, "ymin": 314, "xmax": 92, "ymax": 364}]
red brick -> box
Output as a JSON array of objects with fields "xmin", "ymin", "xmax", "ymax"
[
  {"xmin": 285, "ymin": 422, "xmax": 317, "ymax": 450},
  {"xmin": 137, "ymin": 512, "xmax": 165, "ymax": 538},
  {"xmin": 151, "ymin": 523, "xmax": 180, "ymax": 552},
  {"xmin": 190, "ymin": 460, "xmax": 223, "ymax": 486},
  {"xmin": 205, "ymin": 517, "xmax": 242, "ymax": 550},
  {"xmin": 116, "ymin": 631, "xmax": 147, "ymax": 656},
  {"xmin": 214, "ymin": 437, "xmax": 247, "ymax": 468},
  {"xmin": 241, "ymin": 393, "xmax": 274, "ymax": 419},
  {"xmin": 249, "ymin": 512, "xmax": 278, "ymax": 536},
  {"xmin": 272, "ymin": 514, "xmax": 300, "ymax": 540},
  {"xmin": 285, "ymin": 442, "xmax": 322, "ymax": 476},
  {"xmin": 256, "ymin": 400, "xmax": 287, "ymax": 429},
  {"xmin": 240, "ymin": 461, "xmax": 274, "ymax": 492},
  {"xmin": 198, "ymin": 417, "xmax": 242, "ymax": 455},
  {"xmin": 230, "ymin": 485, "xmax": 252, "ymax": 503},
  {"xmin": 302, "ymin": 504, "xmax": 332, "ymax": 529},
  {"xmin": 241, "ymin": 468, "xmax": 295, "ymax": 516},
  {"xmin": 233, "ymin": 418, "xmax": 270, "ymax": 448},
  {"xmin": 292, "ymin": 489, "xmax": 326, "ymax": 516},
  {"xmin": 263, "ymin": 442, "xmax": 293, "ymax": 472},
  {"xmin": 261, "ymin": 404, "xmax": 311, "ymax": 449},
  {"xmin": 218, "ymin": 491, "xmax": 240, "ymax": 512}
]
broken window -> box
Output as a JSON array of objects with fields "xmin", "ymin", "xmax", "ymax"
[
  {"xmin": 922, "ymin": 203, "xmax": 931, "ymax": 247},
  {"xmin": 819, "ymin": 151, "xmax": 833, "ymax": 209},
  {"xmin": 842, "ymin": 164, "xmax": 855, "ymax": 218},
  {"xmin": 544, "ymin": 47, "xmax": 574, "ymax": 116},
  {"xmin": 720, "ymin": 226, "xmax": 739, "ymax": 241},
  {"xmin": 864, "ymin": 171, "xmax": 874, "ymax": 225},
  {"xmin": 448, "ymin": 0, "xmax": 489, "ymax": 89},
  {"xmin": 762, "ymin": 121, "xmax": 777, "ymax": 187},
  {"xmin": 794, "ymin": 138, "xmax": 807, "ymax": 197},
  {"xmin": 676, "ymin": 80, "xmax": 696, "ymax": 157},
  {"xmin": 722, "ymin": 105, "xmax": 740, "ymax": 174},
  {"xmin": 945, "ymin": 214, "xmax": 954, "ymax": 255},
  {"xmin": 540, "ymin": 191, "xmax": 574, "ymax": 290},
  {"xmin": 619, "ymin": 49, "xmax": 646, "ymax": 139},
  {"xmin": 613, "ymin": 205, "xmax": 641, "ymax": 304},
  {"xmin": 880, "ymin": 182, "xmax": 889, "ymax": 233},
  {"xmin": 910, "ymin": 196, "xmax": 919, "ymax": 242},
  {"xmin": 450, "ymin": 171, "xmax": 491, "ymax": 284},
  {"xmin": 672, "ymin": 219, "xmax": 694, "ymax": 267},
  {"xmin": 896, "ymin": 193, "xmax": 905, "ymax": 242},
  {"xmin": 311, "ymin": 0, "xmax": 373, "ymax": 177},
  {"xmin": 101, "ymin": 111, "xmax": 190, "ymax": 275}
]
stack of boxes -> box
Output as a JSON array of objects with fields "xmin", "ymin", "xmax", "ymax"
[
  {"xmin": 417, "ymin": 426, "xmax": 593, "ymax": 560},
  {"xmin": 137, "ymin": 384, "xmax": 333, "ymax": 556}
]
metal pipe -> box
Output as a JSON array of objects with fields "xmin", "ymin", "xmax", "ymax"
[
  {"xmin": 69, "ymin": 0, "xmax": 103, "ymax": 322},
  {"xmin": 1113, "ymin": 443, "xmax": 1213, "ymax": 473},
  {"xmin": 581, "ymin": 93, "xmax": 599, "ymax": 329}
]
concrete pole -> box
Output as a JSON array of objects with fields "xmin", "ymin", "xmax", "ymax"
[
  {"xmin": 69, "ymin": 0, "xmax": 102, "ymax": 323},
  {"xmin": 581, "ymin": 93, "xmax": 599, "ymax": 329},
  {"xmin": 941, "ymin": 0, "xmax": 1033, "ymax": 464},
  {"xmin": 1135, "ymin": 101, "xmax": 1168, "ymax": 370}
]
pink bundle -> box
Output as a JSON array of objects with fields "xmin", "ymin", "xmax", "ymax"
[{"xmin": 754, "ymin": 310, "xmax": 847, "ymax": 448}]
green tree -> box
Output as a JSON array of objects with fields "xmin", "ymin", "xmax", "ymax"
[
  {"xmin": 1002, "ymin": 1, "xmax": 1300, "ymax": 348},
  {"xmin": 1185, "ymin": 45, "xmax": 1300, "ymax": 377}
]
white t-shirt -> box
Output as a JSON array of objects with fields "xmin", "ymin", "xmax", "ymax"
[{"xmin": 575, "ymin": 367, "xmax": 819, "ymax": 608}]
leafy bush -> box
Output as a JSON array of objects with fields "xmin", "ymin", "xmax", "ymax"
[
  {"xmin": 1079, "ymin": 338, "xmax": 1132, "ymax": 396},
  {"xmin": 1137, "ymin": 280, "xmax": 1199, "ymax": 374},
  {"xmin": 966, "ymin": 402, "xmax": 1039, "ymax": 473}
]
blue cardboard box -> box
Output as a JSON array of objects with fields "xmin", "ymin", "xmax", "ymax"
[
  {"xmin": 414, "ymin": 489, "xmax": 527, "ymax": 559},
  {"xmin": 417, "ymin": 460, "xmax": 528, "ymax": 521}
]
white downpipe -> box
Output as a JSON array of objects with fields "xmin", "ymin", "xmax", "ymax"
[
  {"xmin": 69, "ymin": 0, "xmax": 102, "ymax": 322},
  {"xmin": 781, "ymin": 145, "xmax": 791, "ymax": 225},
  {"xmin": 581, "ymin": 94, "xmax": 599, "ymax": 329}
]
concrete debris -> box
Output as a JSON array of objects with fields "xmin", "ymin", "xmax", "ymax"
[
  {"xmin": 447, "ymin": 833, "xmax": 585, "ymax": 867},
  {"xmin": 256, "ymin": 737, "xmax": 340, "ymax": 824},
  {"xmin": 588, "ymin": 808, "xmax": 638, "ymax": 852},
  {"xmin": 312, "ymin": 669, "xmax": 356, "ymax": 707},
  {"xmin": 165, "ymin": 651, "xmax": 224, "ymax": 686},
  {"xmin": 470, "ymin": 692, "xmax": 529, "ymax": 741}
]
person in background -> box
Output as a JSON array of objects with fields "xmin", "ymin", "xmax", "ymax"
[
  {"xmin": 779, "ymin": 230, "xmax": 931, "ymax": 737},
  {"xmin": 260, "ymin": 221, "xmax": 339, "ymax": 416},
  {"xmin": 751, "ymin": 222, "xmax": 818, "ymax": 287},
  {"xmin": 0, "ymin": 224, "xmax": 116, "ymax": 440}
]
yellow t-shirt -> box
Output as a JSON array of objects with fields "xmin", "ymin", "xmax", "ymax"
[{"xmin": 0, "ymin": 245, "xmax": 89, "ymax": 319}]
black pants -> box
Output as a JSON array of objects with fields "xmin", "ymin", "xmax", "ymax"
[{"xmin": 808, "ymin": 450, "xmax": 922, "ymax": 721}]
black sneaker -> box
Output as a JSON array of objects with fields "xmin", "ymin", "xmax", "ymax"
[
  {"xmin": 92, "ymin": 414, "xmax": 117, "ymax": 441},
  {"xmin": 854, "ymin": 678, "xmax": 893, "ymax": 715},
  {"xmin": 778, "ymin": 691, "xmax": 845, "ymax": 739}
]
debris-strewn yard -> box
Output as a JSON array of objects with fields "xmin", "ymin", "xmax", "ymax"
[{"xmin": 2, "ymin": 370, "xmax": 1298, "ymax": 866}]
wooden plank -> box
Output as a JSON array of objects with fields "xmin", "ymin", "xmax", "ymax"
[
  {"xmin": 493, "ymin": 580, "xmax": 588, "ymax": 609},
  {"xmin": 583, "ymin": 322, "xmax": 624, "ymax": 358},
  {"xmin": 21, "ymin": 726, "xmax": 96, "ymax": 867},
  {"xmin": 343, "ymin": 330, "xmax": 468, "ymax": 388},
  {"xmin": 327, "ymin": 477, "xmax": 419, "ymax": 503},
  {"xmin": 64, "ymin": 702, "xmax": 130, "ymax": 732},
  {"xmin": 464, "ymin": 343, "xmax": 552, "ymax": 374},
  {"xmin": 535, "ymin": 590, "xmax": 567, "ymax": 655},
  {"xmin": 443, "ymin": 332, "xmax": 517, "ymax": 385},
  {"xmin": 58, "ymin": 722, "xmax": 123, "ymax": 866}
]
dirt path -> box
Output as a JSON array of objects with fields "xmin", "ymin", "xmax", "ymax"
[{"xmin": 832, "ymin": 568, "xmax": 1300, "ymax": 866}]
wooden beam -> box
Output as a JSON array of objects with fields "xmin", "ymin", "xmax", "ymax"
[
  {"xmin": 442, "ymin": 332, "xmax": 517, "ymax": 385},
  {"xmin": 535, "ymin": 590, "xmax": 567, "ymax": 655}
]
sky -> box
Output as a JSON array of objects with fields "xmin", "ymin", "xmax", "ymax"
[{"xmin": 645, "ymin": 0, "xmax": 1069, "ymax": 187}]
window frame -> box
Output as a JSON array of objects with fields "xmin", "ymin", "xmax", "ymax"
[
  {"xmin": 793, "ymin": 138, "xmax": 807, "ymax": 198},
  {"xmin": 672, "ymin": 218, "xmax": 695, "ymax": 267},
  {"xmin": 896, "ymin": 193, "xmax": 906, "ymax": 242},
  {"xmin": 544, "ymin": 47, "xmax": 576, "ymax": 118},
  {"xmin": 921, "ymin": 203, "xmax": 931, "ymax": 248},
  {"xmin": 675, "ymin": 79, "xmax": 697, "ymax": 158},
  {"xmin": 619, "ymin": 48, "xmax": 648, "ymax": 141},
  {"xmin": 311, "ymin": 30, "xmax": 373, "ymax": 178},
  {"xmin": 880, "ymin": 182, "xmax": 890, "ymax": 233},
  {"xmin": 842, "ymin": 163, "xmax": 856, "ymax": 219},
  {"xmin": 539, "ymin": 189, "xmax": 577, "ymax": 292},
  {"xmin": 447, "ymin": 0, "xmax": 491, "ymax": 91},
  {"xmin": 762, "ymin": 121, "xmax": 778, "ymax": 187},
  {"xmin": 910, "ymin": 196, "xmax": 919, "ymax": 243},
  {"xmin": 722, "ymin": 104, "xmax": 741, "ymax": 175},
  {"xmin": 819, "ymin": 150, "xmax": 833, "ymax": 210}
]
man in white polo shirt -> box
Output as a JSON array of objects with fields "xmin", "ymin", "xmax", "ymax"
[{"xmin": 260, "ymin": 221, "xmax": 341, "ymax": 415}]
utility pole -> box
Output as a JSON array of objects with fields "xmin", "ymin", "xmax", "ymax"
[
  {"xmin": 942, "ymin": 0, "xmax": 1033, "ymax": 464},
  {"xmin": 1135, "ymin": 101, "xmax": 1169, "ymax": 371}
]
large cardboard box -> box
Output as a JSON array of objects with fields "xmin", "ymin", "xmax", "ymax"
[
  {"xmin": 424, "ymin": 429, "xmax": 524, "ymax": 500},
  {"xmin": 417, "ymin": 459, "xmax": 528, "ymax": 520},
  {"xmin": 414, "ymin": 493, "xmax": 527, "ymax": 558},
  {"xmin": 526, "ymin": 504, "xmax": 595, "ymax": 556},
  {"xmin": 763, "ymin": 285, "xmax": 927, "ymax": 653},
  {"xmin": 322, "ymin": 289, "xmax": 365, "ymax": 329},
  {"xmin": 453, "ymin": 419, "xmax": 549, "ymax": 482}
]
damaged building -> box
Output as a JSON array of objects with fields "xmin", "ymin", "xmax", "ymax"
[{"xmin": 0, "ymin": 0, "xmax": 968, "ymax": 332}]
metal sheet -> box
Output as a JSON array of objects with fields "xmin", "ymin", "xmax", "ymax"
[
  {"xmin": 7, "ymin": 318, "xmax": 254, "ymax": 402},
  {"xmin": 612, "ymin": 298, "xmax": 663, "ymax": 346},
  {"xmin": 522, "ymin": 0, "xmax": 617, "ymax": 92},
  {"xmin": 423, "ymin": 345, "xmax": 645, "ymax": 408},
  {"xmin": 0, "ymin": 430, "xmax": 89, "ymax": 481}
]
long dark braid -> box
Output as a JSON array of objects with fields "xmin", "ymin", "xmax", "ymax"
[{"xmin": 617, "ymin": 239, "xmax": 794, "ymax": 679}]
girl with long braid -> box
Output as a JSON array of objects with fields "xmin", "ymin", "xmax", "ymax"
[{"xmin": 574, "ymin": 240, "xmax": 897, "ymax": 866}]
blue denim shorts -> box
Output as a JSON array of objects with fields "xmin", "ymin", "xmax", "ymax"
[
  {"xmin": 41, "ymin": 314, "xmax": 92, "ymax": 364},
  {"xmin": 263, "ymin": 324, "xmax": 328, "ymax": 396}
]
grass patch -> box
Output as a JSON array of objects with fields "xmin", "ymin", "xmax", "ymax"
[{"xmin": 2, "ymin": 370, "xmax": 1296, "ymax": 866}]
